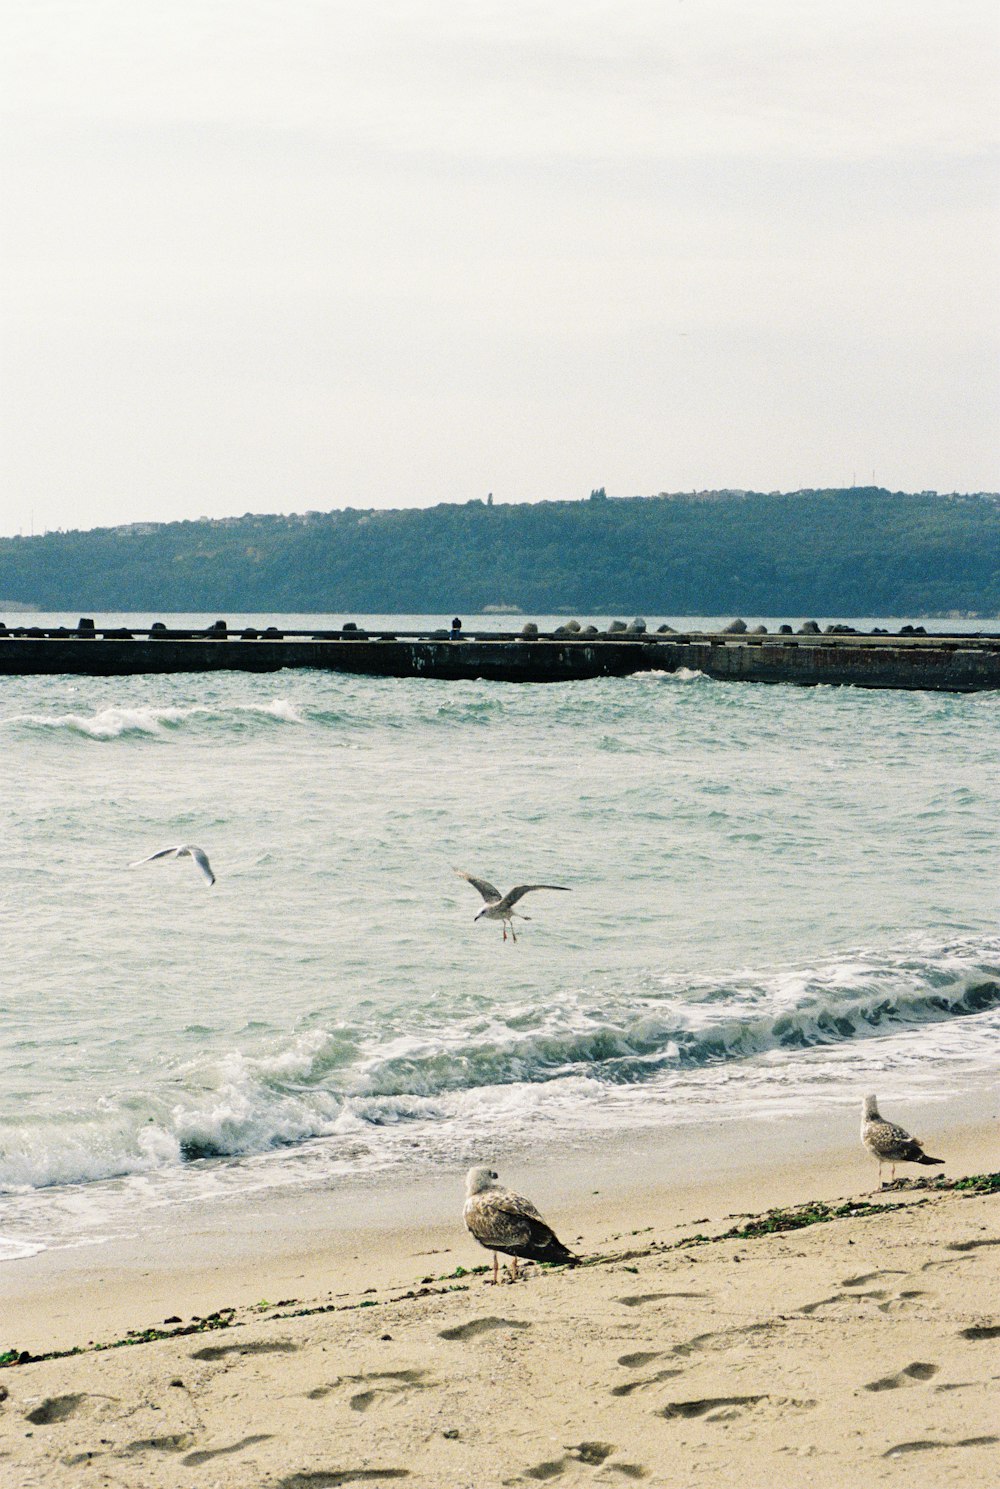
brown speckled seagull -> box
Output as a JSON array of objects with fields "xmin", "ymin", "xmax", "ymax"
[
  {"xmin": 861, "ymin": 1094, "xmax": 944, "ymax": 1186},
  {"xmin": 463, "ymin": 1166, "xmax": 579, "ymax": 1283},
  {"xmin": 454, "ymin": 870, "xmax": 570, "ymax": 942}
]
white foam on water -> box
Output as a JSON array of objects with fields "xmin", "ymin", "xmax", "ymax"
[
  {"xmin": 638, "ymin": 666, "xmax": 707, "ymax": 683},
  {"xmin": 1, "ymin": 697, "xmax": 305, "ymax": 739},
  {"xmin": 0, "ymin": 1235, "xmax": 47, "ymax": 1262}
]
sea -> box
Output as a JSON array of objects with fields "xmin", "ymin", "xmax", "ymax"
[{"xmin": 1, "ymin": 612, "xmax": 998, "ymax": 1265}]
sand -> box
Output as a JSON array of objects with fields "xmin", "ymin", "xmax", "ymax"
[{"xmin": 1, "ymin": 1117, "xmax": 997, "ymax": 1488}]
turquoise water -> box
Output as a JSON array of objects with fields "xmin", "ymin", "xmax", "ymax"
[{"xmin": 1, "ymin": 613, "xmax": 998, "ymax": 1260}]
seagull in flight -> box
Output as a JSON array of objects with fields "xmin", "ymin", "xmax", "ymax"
[
  {"xmin": 454, "ymin": 870, "xmax": 570, "ymax": 941},
  {"xmin": 129, "ymin": 844, "xmax": 216, "ymax": 886}
]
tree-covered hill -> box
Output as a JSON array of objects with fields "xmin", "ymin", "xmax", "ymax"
[{"xmin": 1, "ymin": 488, "xmax": 998, "ymax": 617}]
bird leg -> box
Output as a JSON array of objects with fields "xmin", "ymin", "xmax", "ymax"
[
  {"xmin": 502, "ymin": 925, "xmax": 507, "ymax": 942},
  {"xmin": 510, "ymin": 923, "xmax": 517, "ymax": 943},
  {"xmin": 492, "ymin": 1252, "xmax": 499, "ymax": 1285},
  {"xmin": 510, "ymin": 1257, "xmax": 519, "ymax": 1280}
]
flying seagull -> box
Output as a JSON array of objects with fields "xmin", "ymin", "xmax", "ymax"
[
  {"xmin": 463, "ymin": 1166, "xmax": 579, "ymax": 1283},
  {"xmin": 454, "ymin": 870, "xmax": 570, "ymax": 941},
  {"xmin": 129, "ymin": 844, "xmax": 216, "ymax": 886},
  {"xmin": 861, "ymin": 1094, "xmax": 944, "ymax": 1185}
]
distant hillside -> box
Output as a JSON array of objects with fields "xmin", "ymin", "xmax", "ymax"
[{"xmin": 1, "ymin": 489, "xmax": 998, "ymax": 617}]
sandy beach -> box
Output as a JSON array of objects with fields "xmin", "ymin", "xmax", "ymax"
[{"xmin": 1, "ymin": 1114, "xmax": 997, "ymax": 1489}]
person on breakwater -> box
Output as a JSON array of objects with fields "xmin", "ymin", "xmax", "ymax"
[{"xmin": 450, "ymin": 617, "xmax": 462, "ymax": 640}]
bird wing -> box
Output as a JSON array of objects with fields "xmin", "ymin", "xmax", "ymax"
[
  {"xmin": 492, "ymin": 1186, "xmax": 547, "ymax": 1224},
  {"xmin": 499, "ymin": 884, "xmax": 571, "ymax": 909},
  {"xmin": 464, "ymin": 1194, "xmax": 534, "ymax": 1250},
  {"xmin": 454, "ymin": 870, "xmax": 502, "ymax": 904},
  {"xmin": 129, "ymin": 846, "xmax": 185, "ymax": 867},
  {"xmin": 865, "ymin": 1119, "xmax": 922, "ymax": 1160},
  {"xmin": 464, "ymin": 1189, "xmax": 549, "ymax": 1247},
  {"xmin": 185, "ymin": 846, "xmax": 216, "ymax": 885},
  {"xmin": 464, "ymin": 1189, "xmax": 574, "ymax": 1262}
]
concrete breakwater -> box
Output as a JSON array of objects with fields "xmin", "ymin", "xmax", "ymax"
[{"xmin": 1, "ymin": 621, "xmax": 998, "ymax": 690}]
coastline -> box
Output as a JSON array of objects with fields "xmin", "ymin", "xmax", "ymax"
[
  {"xmin": 3, "ymin": 1134, "xmax": 998, "ymax": 1488},
  {"xmin": 3, "ymin": 1099, "xmax": 996, "ymax": 1353},
  {"xmin": 1, "ymin": 1115, "xmax": 997, "ymax": 1488}
]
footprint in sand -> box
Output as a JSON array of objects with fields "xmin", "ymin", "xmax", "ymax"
[
  {"xmin": 617, "ymin": 1351, "xmax": 662, "ymax": 1368},
  {"xmin": 191, "ymin": 1339, "xmax": 300, "ymax": 1361},
  {"xmin": 799, "ymin": 1289, "xmax": 889, "ymax": 1315},
  {"xmin": 839, "ymin": 1270, "xmax": 906, "ymax": 1287},
  {"xmin": 877, "ymin": 1290, "xmax": 929, "ymax": 1313},
  {"xmin": 610, "ymin": 1369, "xmax": 684, "ymax": 1398},
  {"xmin": 659, "ymin": 1395, "xmax": 767, "ymax": 1421},
  {"xmin": 25, "ymin": 1394, "xmax": 86, "ymax": 1426},
  {"xmin": 276, "ymin": 1472, "xmax": 410, "ymax": 1487},
  {"xmin": 182, "ymin": 1433, "xmax": 273, "ymax": 1466},
  {"xmin": 884, "ymin": 1436, "xmax": 999, "ymax": 1457},
  {"xmin": 669, "ymin": 1322, "xmax": 772, "ymax": 1358},
  {"xmin": 306, "ymin": 1368, "xmax": 429, "ymax": 1412},
  {"xmin": 438, "ymin": 1316, "xmax": 531, "ymax": 1341},
  {"xmin": 946, "ymin": 1238, "xmax": 1000, "ymax": 1253},
  {"xmin": 522, "ymin": 1443, "xmax": 649, "ymax": 1481},
  {"xmin": 349, "ymin": 1370, "xmax": 429, "ymax": 1413},
  {"xmin": 659, "ymin": 1395, "xmax": 815, "ymax": 1423},
  {"xmin": 959, "ymin": 1324, "xmax": 1000, "ymax": 1340},
  {"xmin": 124, "ymin": 1434, "xmax": 196, "ymax": 1454},
  {"xmin": 616, "ymin": 1292, "xmax": 707, "ymax": 1308},
  {"xmin": 864, "ymin": 1362, "xmax": 939, "ymax": 1392}
]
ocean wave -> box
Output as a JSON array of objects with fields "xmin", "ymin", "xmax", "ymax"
[
  {"xmin": 3, "ymin": 939, "xmax": 997, "ymax": 1197},
  {"xmin": 350, "ymin": 963, "xmax": 1000, "ymax": 1098},
  {"xmin": 1, "ymin": 698, "xmax": 305, "ymax": 740},
  {"xmin": 640, "ymin": 666, "xmax": 707, "ymax": 683}
]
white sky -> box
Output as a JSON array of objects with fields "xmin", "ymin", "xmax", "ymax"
[{"xmin": 1, "ymin": 0, "xmax": 998, "ymax": 536}]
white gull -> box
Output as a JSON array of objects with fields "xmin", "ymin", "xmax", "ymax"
[{"xmin": 129, "ymin": 844, "xmax": 216, "ymax": 886}]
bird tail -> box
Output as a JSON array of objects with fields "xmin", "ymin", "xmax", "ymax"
[{"xmin": 916, "ymin": 1154, "xmax": 944, "ymax": 1166}]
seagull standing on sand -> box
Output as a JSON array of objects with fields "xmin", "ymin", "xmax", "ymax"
[
  {"xmin": 129, "ymin": 844, "xmax": 216, "ymax": 886},
  {"xmin": 454, "ymin": 871, "xmax": 570, "ymax": 942},
  {"xmin": 463, "ymin": 1166, "xmax": 579, "ymax": 1283},
  {"xmin": 861, "ymin": 1094, "xmax": 944, "ymax": 1185}
]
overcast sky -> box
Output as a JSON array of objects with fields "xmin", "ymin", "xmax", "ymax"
[{"xmin": 2, "ymin": 1, "xmax": 998, "ymax": 537}]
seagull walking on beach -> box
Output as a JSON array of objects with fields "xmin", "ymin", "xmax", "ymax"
[
  {"xmin": 454, "ymin": 871, "xmax": 570, "ymax": 942},
  {"xmin": 464, "ymin": 1166, "xmax": 579, "ymax": 1284},
  {"xmin": 129, "ymin": 844, "xmax": 216, "ymax": 886},
  {"xmin": 861, "ymin": 1094, "xmax": 944, "ymax": 1186}
]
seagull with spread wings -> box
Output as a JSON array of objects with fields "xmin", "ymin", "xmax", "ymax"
[
  {"xmin": 129, "ymin": 844, "xmax": 216, "ymax": 886},
  {"xmin": 454, "ymin": 870, "xmax": 570, "ymax": 942}
]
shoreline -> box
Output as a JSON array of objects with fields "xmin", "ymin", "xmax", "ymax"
[
  {"xmin": 1, "ymin": 1148, "xmax": 997, "ymax": 1488},
  {"xmin": 4, "ymin": 1101, "xmax": 996, "ymax": 1358}
]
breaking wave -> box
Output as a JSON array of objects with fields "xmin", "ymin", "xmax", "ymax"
[
  {"xmin": 3, "ymin": 937, "xmax": 997, "ymax": 1196},
  {"xmin": 1, "ymin": 699, "xmax": 305, "ymax": 740}
]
